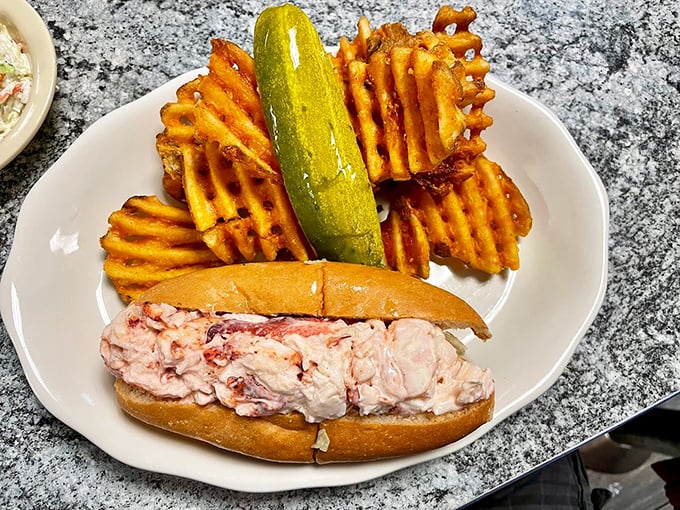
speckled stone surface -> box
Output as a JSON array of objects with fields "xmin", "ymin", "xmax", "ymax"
[{"xmin": 1, "ymin": 0, "xmax": 678, "ymax": 508}]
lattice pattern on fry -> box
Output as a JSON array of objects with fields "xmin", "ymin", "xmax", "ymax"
[
  {"xmin": 380, "ymin": 193, "xmax": 432, "ymax": 278},
  {"xmin": 155, "ymin": 77, "xmax": 203, "ymax": 201},
  {"xmin": 334, "ymin": 29, "xmax": 467, "ymax": 185},
  {"xmin": 194, "ymin": 39, "xmax": 280, "ymax": 181},
  {"xmin": 382, "ymin": 155, "xmax": 532, "ymax": 277},
  {"xmin": 100, "ymin": 195, "xmax": 224, "ymax": 303},
  {"xmin": 429, "ymin": 5, "xmax": 495, "ymax": 160},
  {"xmin": 183, "ymin": 140, "xmax": 312, "ymax": 264},
  {"xmin": 333, "ymin": 6, "xmax": 495, "ymax": 189}
]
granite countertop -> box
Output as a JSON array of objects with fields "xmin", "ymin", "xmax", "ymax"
[{"xmin": 1, "ymin": 0, "xmax": 678, "ymax": 508}]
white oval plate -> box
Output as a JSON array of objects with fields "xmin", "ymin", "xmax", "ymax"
[
  {"xmin": 0, "ymin": 0, "xmax": 57, "ymax": 169},
  {"xmin": 0, "ymin": 70, "xmax": 608, "ymax": 492}
]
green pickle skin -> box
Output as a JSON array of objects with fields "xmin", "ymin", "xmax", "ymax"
[{"xmin": 254, "ymin": 4, "xmax": 386, "ymax": 267}]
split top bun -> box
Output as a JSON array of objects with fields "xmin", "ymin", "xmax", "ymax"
[{"xmin": 138, "ymin": 260, "xmax": 492, "ymax": 340}]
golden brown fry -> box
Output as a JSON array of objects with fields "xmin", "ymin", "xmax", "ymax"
[
  {"xmin": 100, "ymin": 195, "xmax": 224, "ymax": 303},
  {"xmin": 155, "ymin": 77, "xmax": 203, "ymax": 201},
  {"xmin": 208, "ymin": 38, "xmax": 261, "ymax": 118},
  {"xmin": 194, "ymin": 83, "xmax": 279, "ymax": 180},
  {"xmin": 334, "ymin": 6, "xmax": 496, "ymax": 186},
  {"xmin": 429, "ymin": 5, "xmax": 495, "ymax": 160},
  {"xmin": 337, "ymin": 43, "xmax": 469, "ymax": 184},
  {"xmin": 412, "ymin": 48, "xmax": 466, "ymax": 163},
  {"xmin": 346, "ymin": 58, "xmax": 409, "ymax": 183},
  {"xmin": 380, "ymin": 195, "xmax": 431, "ymax": 278},
  {"xmin": 184, "ymin": 140, "xmax": 312, "ymax": 264},
  {"xmin": 383, "ymin": 156, "xmax": 532, "ymax": 276},
  {"xmin": 194, "ymin": 39, "xmax": 280, "ymax": 181},
  {"xmin": 365, "ymin": 52, "xmax": 410, "ymax": 180},
  {"xmin": 430, "ymin": 59, "xmax": 467, "ymax": 151},
  {"xmin": 390, "ymin": 46, "xmax": 431, "ymax": 175}
]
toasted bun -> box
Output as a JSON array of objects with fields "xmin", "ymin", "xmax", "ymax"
[
  {"xmin": 112, "ymin": 261, "xmax": 493, "ymax": 463},
  {"xmin": 114, "ymin": 379, "xmax": 318, "ymax": 463},
  {"xmin": 137, "ymin": 260, "xmax": 491, "ymax": 339},
  {"xmin": 114, "ymin": 379, "xmax": 494, "ymax": 463}
]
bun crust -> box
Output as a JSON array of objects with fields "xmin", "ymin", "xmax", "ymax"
[
  {"xmin": 137, "ymin": 261, "xmax": 491, "ymax": 339},
  {"xmin": 114, "ymin": 380, "xmax": 318, "ymax": 463},
  {"xmin": 114, "ymin": 379, "xmax": 494, "ymax": 463}
]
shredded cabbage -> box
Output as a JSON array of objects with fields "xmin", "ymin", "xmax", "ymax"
[{"xmin": 0, "ymin": 24, "xmax": 32, "ymax": 140}]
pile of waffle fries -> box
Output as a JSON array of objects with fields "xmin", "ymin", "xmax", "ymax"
[{"xmin": 101, "ymin": 5, "xmax": 532, "ymax": 303}]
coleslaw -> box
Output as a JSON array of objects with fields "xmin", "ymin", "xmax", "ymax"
[{"xmin": 0, "ymin": 23, "xmax": 32, "ymax": 141}]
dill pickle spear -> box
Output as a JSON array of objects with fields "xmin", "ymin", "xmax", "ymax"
[{"xmin": 253, "ymin": 4, "xmax": 386, "ymax": 267}]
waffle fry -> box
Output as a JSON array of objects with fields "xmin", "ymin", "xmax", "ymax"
[
  {"xmin": 334, "ymin": 28, "xmax": 467, "ymax": 184},
  {"xmin": 383, "ymin": 155, "xmax": 532, "ymax": 277},
  {"xmin": 100, "ymin": 195, "xmax": 224, "ymax": 303},
  {"xmin": 335, "ymin": 6, "xmax": 531, "ymax": 277},
  {"xmin": 194, "ymin": 39, "xmax": 280, "ymax": 181},
  {"xmin": 155, "ymin": 77, "xmax": 203, "ymax": 201},
  {"xmin": 430, "ymin": 5, "xmax": 495, "ymax": 160},
  {"xmin": 183, "ymin": 140, "xmax": 312, "ymax": 264},
  {"xmin": 334, "ymin": 6, "xmax": 495, "ymax": 187},
  {"xmin": 380, "ymin": 193, "xmax": 431, "ymax": 278}
]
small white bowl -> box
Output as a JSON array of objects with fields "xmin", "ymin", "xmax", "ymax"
[{"xmin": 0, "ymin": 0, "xmax": 57, "ymax": 170}]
